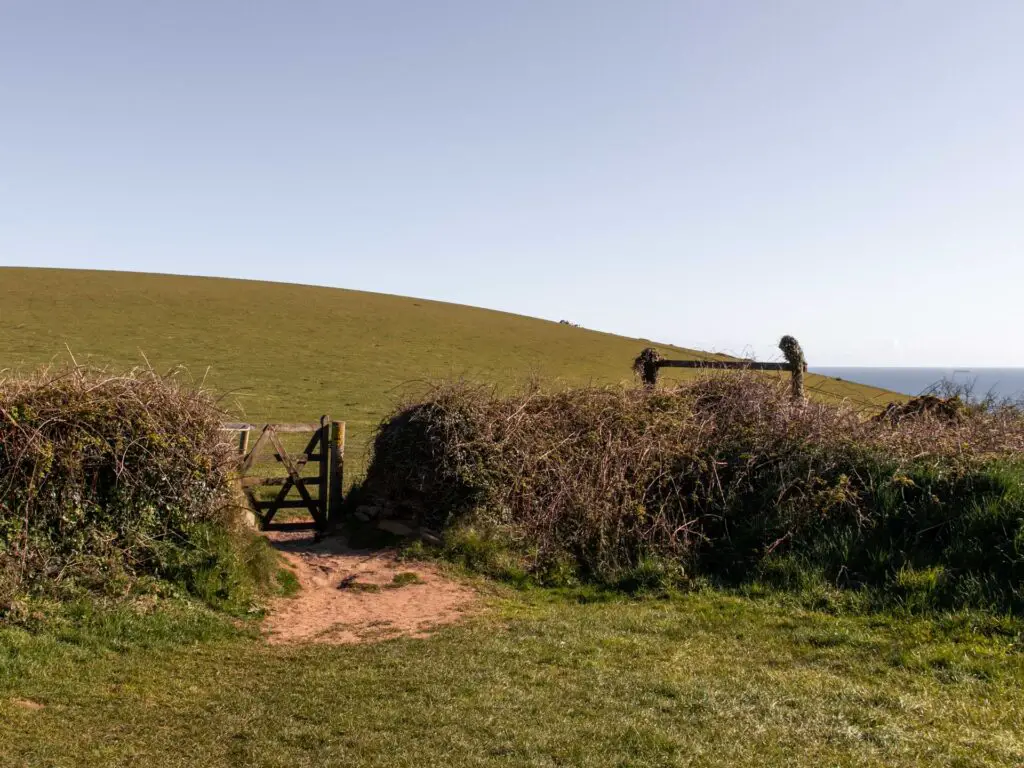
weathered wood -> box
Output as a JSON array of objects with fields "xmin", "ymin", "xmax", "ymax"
[
  {"xmin": 252, "ymin": 499, "xmax": 319, "ymax": 511},
  {"xmin": 265, "ymin": 423, "xmax": 323, "ymax": 433},
  {"xmin": 273, "ymin": 452, "xmax": 309, "ymax": 469},
  {"xmin": 656, "ymin": 360, "xmax": 806, "ymax": 371},
  {"xmin": 231, "ymin": 416, "xmax": 338, "ymax": 529},
  {"xmin": 257, "ymin": 428, "xmax": 322, "ymax": 526},
  {"xmin": 260, "ymin": 474, "xmax": 296, "ymax": 526},
  {"xmin": 240, "ymin": 426, "xmax": 272, "ymax": 473},
  {"xmin": 268, "ymin": 430, "xmax": 322, "ymax": 525},
  {"xmin": 297, "ymin": 426, "xmax": 328, "ymax": 528},
  {"xmin": 223, "ymin": 422, "xmax": 322, "ymax": 432},
  {"xmin": 329, "ymin": 421, "xmax": 346, "ymax": 522},
  {"xmin": 241, "ymin": 476, "xmax": 322, "ymax": 488},
  {"xmin": 634, "ymin": 348, "xmax": 663, "ymax": 387},
  {"xmin": 779, "ymin": 335, "xmax": 807, "ymax": 403},
  {"xmin": 636, "ymin": 336, "xmax": 809, "ymax": 404},
  {"xmin": 237, "ymin": 428, "xmax": 250, "ymax": 456},
  {"xmin": 267, "ymin": 431, "xmax": 308, "ymax": 488},
  {"xmin": 318, "ymin": 416, "xmax": 330, "ymax": 527},
  {"xmin": 263, "ymin": 520, "xmax": 319, "ymax": 532}
]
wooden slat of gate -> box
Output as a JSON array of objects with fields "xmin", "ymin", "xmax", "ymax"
[
  {"xmin": 265, "ymin": 429, "xmax": 322, "ymax": 527},
  {"xmin": 226, "ymin": 422, "xmax": 322, "ymax": 433},
  {"xmin": 318, "ymin": 415, "xmax": 330, "ymax": 528},
  {"xmin": 253, "ymin": 427, "xmax": 294, "ymax": 527},
  {"xmin": 240, "ymin": 426, "xmax": 272, "ymax": 473},
  {"xmin": 241, "ymin": 476, "xmax": 322, "ymax": 488},
  {"xmin": 261, "ymin": 475, "xmax": 296, "ymax": 525},
  {"xmin": 262, "ymin": 521, "xmax": 321, "ymax": 533},
  {"xmin": 252, "ymin": 499, "xmax": 319, "ymax": 510},
  {"xmin": 233, "ymin": 417, "xmax": 343, "ymax": 532}
]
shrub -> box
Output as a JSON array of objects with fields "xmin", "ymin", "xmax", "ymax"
[
  {"xmin": 361, "ymin": 375, "xmax": 1024, "ymax": 612},
  {"xmin": 0, "ymin": 366, "xmax": 259, "ymax": 609}
]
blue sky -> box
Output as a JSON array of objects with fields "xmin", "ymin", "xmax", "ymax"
[{"xmin": 2, "ymin": 1, "xmax": 1022, "ymax": 366}]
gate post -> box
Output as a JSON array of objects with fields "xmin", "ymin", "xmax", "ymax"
[
  {"xmin": 634, "ymin": 348, "xmax": 664, "ymax": 388},
  {"xmin": 779, "ymin": 335, "xmax": 807, "ymax": 403},
  {"xmin": 237, "ymin": 427, "xmax": 250, "ymax": 456},
  {"xmin": 317, "ymin": 416, "xmax": 331, "ymax": 529},
  {"xmin": 329, "ymin": 420, "xmax": 346, "ymax": 522}
]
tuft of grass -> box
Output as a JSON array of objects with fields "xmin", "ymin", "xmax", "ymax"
[
  {"xmin": 153, "ymin": 525, "xmax": 283, "ymax": 615},
  {"xmin": 338, "ymin": 577, "xmax": 381, "ymax": 593},
  {"xmin": 274, "ymin": 566, "xmax": 301, "ymax": 598},
  {"xmin": 386, "ymin": 572, "xmax": 423, "ymax": 588}
]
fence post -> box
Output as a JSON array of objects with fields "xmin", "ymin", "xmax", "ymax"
[
  {"xmin": 634, "ymin": 348, "xmax": 664, "ymax": 388},
  {"xmin": 329, "ymin": 420, "xmax": 346, "ymax": 522},
  {"xmin": 237, "ymin": 427, "xmax": 250, "ymax": 456},
  {"xmin": 317, "ymin": 416, "xmax": 330, "ymax": 529},
  {"xmin": 779, "ymin": 335, "xmax": 806, "ymax": 403}
]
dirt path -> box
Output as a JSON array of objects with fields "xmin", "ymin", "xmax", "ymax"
[{"xmin": 262, "ymin": 530, "xmax": 477, "ymax": 645}]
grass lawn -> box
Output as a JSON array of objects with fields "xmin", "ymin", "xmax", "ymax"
[
  {"xmin": 2, "ymin": 588, "xmax": 1022, "ymax": 767},
  {"xmin": 0, "ymin": 267, "xmax": 900, "ymax": 476}
]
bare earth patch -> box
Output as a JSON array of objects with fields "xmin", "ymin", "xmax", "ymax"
[
  {"xmin": 262, "ymin": 529, "xmax": 477, "ymax": 645},
  {"xmin": 11, "ymin": 699, "xmax": 44, "ymax": 711}
]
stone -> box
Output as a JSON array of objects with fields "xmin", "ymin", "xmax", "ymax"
[
  {"xmin": 378, "ymin": 520, "xmax": 415, "ymax": 537},
  {"xmin": 420, "ymin": 529, "xmax": 443, "ymax": 546}
]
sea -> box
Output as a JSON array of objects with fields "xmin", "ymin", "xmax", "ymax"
[{"xmin": 812, "ymin": 368, "xmax": 1024, "ymax": 402}]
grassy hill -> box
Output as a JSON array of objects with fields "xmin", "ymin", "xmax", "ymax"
[
  {"xmin": 0, "ymin": 267, "xmax": 896, "ymax": 474},
  {"xmin": 3, "ymin": 267, "xmax": 1020, "ymax": 767}
]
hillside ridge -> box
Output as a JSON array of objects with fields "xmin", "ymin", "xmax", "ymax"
[{"xmin": 0, "ymin": 267, "xmax": 897, "ymax": 471}]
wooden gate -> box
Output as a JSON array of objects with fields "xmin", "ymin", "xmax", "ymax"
[{"xmin": 224, "ymin": 416, "xmax": 345, "ymax": 531}]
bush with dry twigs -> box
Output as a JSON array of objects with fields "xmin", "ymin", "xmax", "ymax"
[
  {"xmin": 362, "ymin": 374, "xmax": 1024, "ymax": 612},
  {"xmin": 0, "ymin": 366, "xmax": 265, "ymax": 614}
]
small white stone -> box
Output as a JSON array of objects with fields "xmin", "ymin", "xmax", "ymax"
[
  {"xmin": 420, "ymin": 529, "xmax": 442, "ymax": 546},
  {"xmin": 378, "ymin": 520, "xmax": 415, "ymax": 537}
]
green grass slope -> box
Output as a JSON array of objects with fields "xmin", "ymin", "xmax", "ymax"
[
  {"xmin": 0, "ymin": 267, "xmax": 896, "ymax": 471},
  {"xmin": 3, "ymin": 592, "xmax": 1022, "ymax": 767}
]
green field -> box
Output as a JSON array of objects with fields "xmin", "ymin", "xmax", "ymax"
[
  {"xmin": 6, "ymin": 267, "xmax": 1014, "ymax": 768},
  {"xmin": 0, "ymin": 267, "xmax": 898, "ymax": 476},
  {"xmin": 3, "ymin": 589, "xmax": 1022, "ymax": 767}
]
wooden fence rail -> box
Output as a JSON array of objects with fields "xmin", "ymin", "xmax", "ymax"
[
  {"xmin": 634, "ymin": 335, "xmax": 807, "ymax": 402},
  {"xmin": 656, "ymin": 360, "xmax": 796, "ymax": 371}
]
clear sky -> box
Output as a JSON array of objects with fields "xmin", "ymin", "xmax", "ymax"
[{"xmin": 2, "ymin": 1, "xmax": 1022, "ymax": 366}]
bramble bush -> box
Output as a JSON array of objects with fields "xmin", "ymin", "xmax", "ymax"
[
  {"xmin": 0, "ymin": 366, "xmax": 272, "ymax": 614},
  {"xmin": 362, "ymin": 375, "xmax": 1024, "ymax": 612}
]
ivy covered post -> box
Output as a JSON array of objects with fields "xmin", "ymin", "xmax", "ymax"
[
  {"xmin": 778, "ymin": 335, "xmax": 806, "ymax": 403},
  {"xmin": 633, "ymin": 348, "xmax": 664, "ymax": 388}
]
